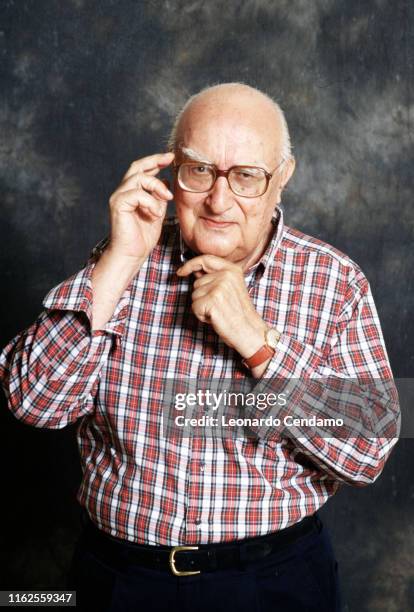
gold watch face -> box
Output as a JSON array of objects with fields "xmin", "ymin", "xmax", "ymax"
[{"xmin": 266, "ymin": 328, "xmax": 281, "ymax": 349}]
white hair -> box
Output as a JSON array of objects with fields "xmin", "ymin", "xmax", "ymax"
[{"xmin": 167, "ymin": 82, "xmax": 293, "ymax": 171}]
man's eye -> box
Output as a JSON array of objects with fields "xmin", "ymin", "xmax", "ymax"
[
  {"xmin": 235, "ymin": 171, "xmax": 256, "ymax": 180},
  {"xmin": 193, "ymin": 165, "xmax": 208, "ymax": 174}
]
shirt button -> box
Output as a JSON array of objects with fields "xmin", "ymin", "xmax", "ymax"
[
  {"xmin": 200, "ymin": 463, "xmax": 205, "ymax": 472},
  {"xmin": 194, "ymin": 518, "xmax": 202, "ymax": 525}
]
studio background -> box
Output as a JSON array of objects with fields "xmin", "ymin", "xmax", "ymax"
[{"xmin": 1, "ymin": 1, "xmax": 413, "ymax": 610}]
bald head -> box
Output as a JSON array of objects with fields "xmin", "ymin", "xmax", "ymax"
[{"xmin": 168, "ymin": 83, "xmax": 292, "ymax": 170}]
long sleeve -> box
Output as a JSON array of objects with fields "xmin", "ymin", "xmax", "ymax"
[
  {"xmin": 248, "ymin": 267, "xmax": 400, "ymax": 486},
  {"xmin": 0, "ymin": 259, "xmax": 132, "ymax": 429}
]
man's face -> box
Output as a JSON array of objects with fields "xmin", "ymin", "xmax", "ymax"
[{"xmin": 174, "ymin": 107, "xmax": 292, "ymax": 270}]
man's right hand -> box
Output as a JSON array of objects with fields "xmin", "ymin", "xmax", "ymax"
[{"xmin": 107, "ymin": 151, "xmax": 175, "ymax": 263}]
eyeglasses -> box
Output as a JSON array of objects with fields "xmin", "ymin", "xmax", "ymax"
[{"xmin": 173, "ymin": 161, "xmax": 283, "ymax": 198}]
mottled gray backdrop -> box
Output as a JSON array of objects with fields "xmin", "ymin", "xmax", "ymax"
[{"xmin": 1, "ymin": 1, "xmax": 413, "ymax": 610}]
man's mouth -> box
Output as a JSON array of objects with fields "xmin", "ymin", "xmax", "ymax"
[{"xmin": 201, "ymin": 217, "xmax": 235, "ymax": 229}]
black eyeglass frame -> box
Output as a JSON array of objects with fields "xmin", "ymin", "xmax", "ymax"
[{"xmin": 173, "ymin": 161, "xmax": 283, "ymax": 198}]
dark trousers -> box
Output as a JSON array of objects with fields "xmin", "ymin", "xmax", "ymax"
[{"xmin": 67, "ymin": 514, "xmax": 341, "ymax": 612}]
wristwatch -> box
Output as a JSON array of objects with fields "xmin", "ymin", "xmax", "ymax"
[
  {"xmin": 88, "ymin": 236, "xmax": 110, "ymax": 264},
  {"xmin": 242, "ymin": 327, "xmax": 281, "ymax": 369}
]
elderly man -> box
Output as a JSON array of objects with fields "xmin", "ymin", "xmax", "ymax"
[{"xmin": 0, "ymin": 83, "xmax": 399, "ymax": 611}]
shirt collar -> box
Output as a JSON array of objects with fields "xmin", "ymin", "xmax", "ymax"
[{"xmin": 178, "ymin": 206, "xmax": 285, "ymax": 274}]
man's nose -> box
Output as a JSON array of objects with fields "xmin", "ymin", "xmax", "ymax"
[{"xmin": 205, "ymin": 176, "xmax": 233, "ymax": 214}]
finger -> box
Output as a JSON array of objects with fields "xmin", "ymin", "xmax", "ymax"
[
  {"xmin": 193, "ymin": 274, "xmax": 217, "ymax": 289},
  {"xmin": 192, "ymin": 297, "xmax": 212, "ymax": 323},
  {"xmin": 134, "ymin": 197, "xmax": 167, "ymax": 220},
  {"xmin": 111, "ymin": 188, "xmax": 167, "ymax": 219},
  {"xmin": 177, "ymin": 255, "xmax": 233, "ymax": 277},
  {"xmin": 133, "ymin": 190, "xmax": 168, "ymax": 218},
  {"xmin": 118, "ymin": 172, "xmax": 173, "ymax": 201},
  {"xmin": 191, "ymin": 284, "xmax": 216, "ymax": 301},
  {"xmin": 124, "ymin": 151, "xmax": 175, "ymax": 178},
  {"xmin": 123, "ymin": 163, "xmax": 171, "ymax": 181},
  {"xmin": 140, "ymin": 173, "xmax": 174, "ymax": 200},
  {"xmin": 123, "ymin": 152, "xmax": 175, "ymax": 180}
]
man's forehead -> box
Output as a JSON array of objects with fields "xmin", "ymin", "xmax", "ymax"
[
  {"xmin": 177, "ymin": 144, "xmax": 271, "ymax": 170},
  {"xmin": 178, "ymin": 97, "xmax": 281, "ymax": 154}
]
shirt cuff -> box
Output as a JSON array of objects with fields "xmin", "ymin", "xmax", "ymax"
[
  {"xmin": 261, "ymin": 333, "xmax": 324, "ymax": 378},
  {"xmin": 42, "ymin": 262, "xmax": 132, "ymax": 337}
]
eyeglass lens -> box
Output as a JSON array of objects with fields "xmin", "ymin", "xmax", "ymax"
[{"xmin": 178, "ymin": 164, "xmax": 268, "ymax": 197}]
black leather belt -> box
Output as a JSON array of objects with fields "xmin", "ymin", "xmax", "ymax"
[{"xmin": 81, "ymin": 512, "xmax": 321, "ymax": 576}]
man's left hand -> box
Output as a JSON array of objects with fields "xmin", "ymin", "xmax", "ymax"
[{"xmin": 177, "ymin": 255, "xmax": 268, "ymax": 360}]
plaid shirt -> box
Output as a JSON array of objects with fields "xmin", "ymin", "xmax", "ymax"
[{"xmin": 0, "ymin": 208, "xmax": 399, "ymax": 545}]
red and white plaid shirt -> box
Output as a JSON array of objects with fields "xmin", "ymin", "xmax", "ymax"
[{"xmin": 0, "ymin": 208, "xmax": 399, "ymax": 545}]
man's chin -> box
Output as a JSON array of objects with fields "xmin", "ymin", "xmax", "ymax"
[{"xmin": 193, "ymin": 238, "xmax": 235, "ymax": 260}]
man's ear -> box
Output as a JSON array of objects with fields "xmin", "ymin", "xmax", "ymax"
[
  {"xmin": 280, "ymin": 156, "xmax": 296, "ymax": 191},
  {"xmin": 274, "ymin": 157, "xmax": 295, "ymax": 204}
]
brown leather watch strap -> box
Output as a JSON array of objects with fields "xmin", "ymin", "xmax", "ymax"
[{"xmin": 242, "ymin": 344, "xmax": 275, "ymax": 369}]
